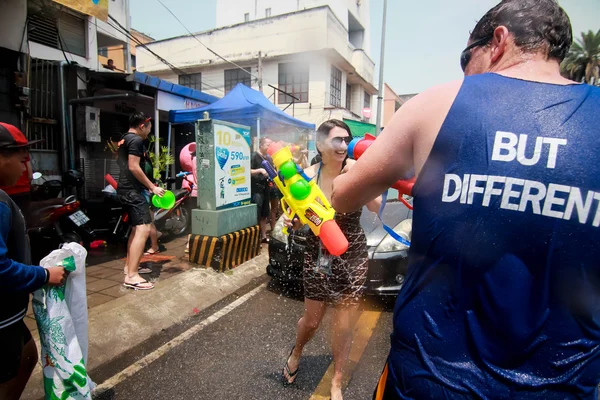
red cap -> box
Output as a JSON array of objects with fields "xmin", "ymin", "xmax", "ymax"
[{"xmin": 0, "ymin": 123, "xmax": 42, "ymax": 149}]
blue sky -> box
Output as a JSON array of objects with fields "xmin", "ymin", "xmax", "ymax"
[{"xmin": 131, "ymin": 0, "xmax": 599, "ymax": 94}]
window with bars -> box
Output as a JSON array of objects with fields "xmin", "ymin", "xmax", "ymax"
[
  {"xmin": 179, "ymin": 73, "xmax": 202, "ymax": 91},
  {"xmin": 278, "ymin": 62, "xmax": 309, "ymax": 104},
  {"xmin": 346, "ymin": 83, "xmax": 352, "ymax": 110},
  {"xmin": 330, "ymin": 66, "xmax": 342, "ymax": 107},
  {"xmin": 364, "ymin": 90, "xmax": 371, "ymax": 110},
  {"xmin": 28, "ymin": 3, "xmax": 86, "ymax": 57},
  {"xmin": 224, "ymin": 68, "xmax": 252, "ymax": 93}
]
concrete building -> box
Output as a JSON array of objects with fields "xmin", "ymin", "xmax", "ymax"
[
  {"xmin": 0, "ymin": 0, "xmax": 131, "ymax": 177},
  {"xmin": 137, "ymin": 0, "xmax": 377, "ymax": 128},
  {"xmin": 380, "ymin": 84, "xmax": 418, "ymax": 128},
  {"xmin": 382, "ymin": 83, "xmax": 402, "ymax": 128},
  {"xmin": 98, "ymin": 29, "xmax": 153, "ymax": 72}
]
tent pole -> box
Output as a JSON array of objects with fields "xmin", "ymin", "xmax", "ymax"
[
  {"xmin": 257, "ymin": 117, "xmax": 261, "ymax": 151},
  {"xmin": 166, "ymin": 122, "xmax": 172, "ymax": 185},
  {"xmin": 154, "ymin": 99, "xmax": 160, "ymax": 177}
]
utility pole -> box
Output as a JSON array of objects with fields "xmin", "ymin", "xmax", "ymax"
[
  {"xmin": 124, "ymin": 0, "xmax": 132, "ymax": 73},
  {"xmin": 258, "ymin": 51, "xmax": 263, "ymax": 93},
  {"xmin": 375, "ymin": 0, "xmax": 388, "ymax": 136}
]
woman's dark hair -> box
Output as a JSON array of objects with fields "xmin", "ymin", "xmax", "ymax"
[
  {"xmin": 470, "ymin": 0, "xmax": 572, "ymax": 62},
  {"xmin": 315, "ymin": 119, "xmax": 353, "ymax": 167},
  {"xmin": 129, "ymin": 112, "xmax": 151, "ymax": 129},
  {"xmin": 316, "ymin": 119, "xmax": 353, "ymax": 145}
]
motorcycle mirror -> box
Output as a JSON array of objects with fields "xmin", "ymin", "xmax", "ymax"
[{"xmin": 32, "ymin": 172, "xmax": 42, "ymax": 180}]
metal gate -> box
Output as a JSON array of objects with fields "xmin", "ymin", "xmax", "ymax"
[{"xmin": 28, "ymin": 59, "xmax": 61, "ymax": 178}]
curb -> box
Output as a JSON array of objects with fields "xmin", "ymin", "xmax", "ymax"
[{"xmin": 23, "ymin": 252, "xmax": 268, "ymax": 399}]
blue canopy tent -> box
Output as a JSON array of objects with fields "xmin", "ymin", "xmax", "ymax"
[{"xmin": 168, "ymin": 83, "xmax": 315, "ymax": 139}]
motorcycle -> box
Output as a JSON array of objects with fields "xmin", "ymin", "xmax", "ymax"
[
  {"xmin": 29, "ymin": 171, "xmax": 95, "ymax": 264},
  {"xmin": 152, "ymin": 172, "xmax": 194, "ymax": 237},
  {"xmin": 79, "ymin": 185, "xmax": 130, "ymax": 244}
]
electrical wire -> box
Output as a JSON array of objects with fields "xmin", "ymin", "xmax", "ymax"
[
  {"xmin": 154, "ymin": 0, "xmax": 259, "ymax": 80},
  {"xmin": 106, "ymin": 16, "xmax": 225, "ymax": 94}
]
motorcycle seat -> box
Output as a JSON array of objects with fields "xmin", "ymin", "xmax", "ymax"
[{"xmin": 173, "ymin": 189, "xmax": 189, "ymax": 201}]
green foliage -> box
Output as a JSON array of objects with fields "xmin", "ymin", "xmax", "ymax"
[
  {"xmin": 147, "ymin": 136, "xmax": 175, "ymax": 182},
  {"xmin": 561, "ymin": 29, "xmax": 600, "ymax": 85}
]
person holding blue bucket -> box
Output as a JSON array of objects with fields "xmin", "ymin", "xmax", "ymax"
[{"xmin": 117, "ymin": 112, "xmax": 165, "ymax": 290}]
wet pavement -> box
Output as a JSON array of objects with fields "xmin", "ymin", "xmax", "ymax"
[{"xmin": 92, "ymin": 279, "xmax": 395, "ymax": 400}]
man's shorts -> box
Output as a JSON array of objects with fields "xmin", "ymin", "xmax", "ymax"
[
  {"xmin": 118, "ymin": 190, "xmax": 152, "ymax": 226},
  {"xmin": 252, "ymin": 191, "xmax": 270, "ymax": 219},
  {"xmin": 0, "ymin": 320, "xmax": 33, "ymax": 383}
]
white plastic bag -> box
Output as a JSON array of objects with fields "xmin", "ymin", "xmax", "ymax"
[{"xmin": 33, "ymin": 243, "xmax": 95, "ymax": 399}]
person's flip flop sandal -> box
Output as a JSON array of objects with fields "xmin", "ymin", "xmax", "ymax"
[
  {"xmin": 123, "ymin": 280, "xmax": 154, "ymax": 290},
  {"xmin": 282, "ymin": 347, "xmax": 299, "ymax": 386},
  {"xmin": 143, "ymin": 250, "xmax": 161, "ymax": 256}
]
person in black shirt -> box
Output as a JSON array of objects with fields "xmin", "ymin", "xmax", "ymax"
[
  {"xmin": 117, "ymin": 112, "xmax": 165, "ymax": 290},
  {"xmin": 250, "ymin": 137, "xmax": 272, "ymax": 242}
]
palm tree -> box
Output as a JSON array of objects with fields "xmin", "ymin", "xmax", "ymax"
[{"xmin": 561, "ymin": 29, "xmax": 600, "ymax": 85}]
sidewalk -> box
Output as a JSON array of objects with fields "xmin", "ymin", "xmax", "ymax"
[{"xmin": 23, "ymin": 237, "xmax": 268, "ymax": 399}]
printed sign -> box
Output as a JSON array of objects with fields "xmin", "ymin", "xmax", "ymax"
[{"xmin": 213, "ymin": 123, "xmax": 251, "ymax": 209}]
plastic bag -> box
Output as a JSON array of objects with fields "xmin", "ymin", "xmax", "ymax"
[{"xmin": 33, "ymin": 242, "xmax": 95, "ymax": 399}]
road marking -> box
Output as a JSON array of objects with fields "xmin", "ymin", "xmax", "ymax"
[
  {"xmin": 93, "ymin": 283, "xmax": 266, "ymax": 395},
  {"xmin": 309, "ymin": 310, "xmax": 382, "ymax": 400}
]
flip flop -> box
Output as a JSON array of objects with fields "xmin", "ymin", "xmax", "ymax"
[
  {"xmin": 123, "ymin": 280, "xmax": 154, "ymax": 290},
  {"xmin": 143, "ymin": 249, "xmax": 161, "ymax": 256},
  {"xmin": 282, "ymin": 347, "xmax": 299, "ymax": 386}
]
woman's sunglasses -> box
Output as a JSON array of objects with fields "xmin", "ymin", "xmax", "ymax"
[
  {"xmin": 460, "ymin": 35, "xmax": 493, "ymax": 72},
  {"xmin": 331, "ymin": 136, "xmax": 353, "ymax": 148}
]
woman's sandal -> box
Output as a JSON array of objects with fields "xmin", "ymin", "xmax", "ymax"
[
  {"xmin": 282, "ymin": 347, "xmax": 299, "ymax": 386},
  {"xmin": 143, "ymin": 249, "xmax": 161, "ymax": 256},
  {"xmin": 123, "ymin": 280, "xmax": 154, "ymax": 290}
]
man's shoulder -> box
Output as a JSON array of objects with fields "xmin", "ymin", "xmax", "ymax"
[
  {"xmin": 123, "ymin": 132, "xmax": 142, "ymax": 145},
  {"xmin": 391, "ymin": 79, "xmax": 463, "ymax": 131}
]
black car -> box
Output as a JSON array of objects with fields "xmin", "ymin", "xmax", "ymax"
[{"xmin": 267, "ymin": 199, "xmax": 413, "ymax": 296}]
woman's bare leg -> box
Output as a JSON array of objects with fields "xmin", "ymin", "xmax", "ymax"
[{"xmin": 283, "ymin": 298, "xmax": 328, "ymax": 383}]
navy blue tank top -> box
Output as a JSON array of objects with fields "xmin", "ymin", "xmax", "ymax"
[{"xmin": 387, "ymin": 73, "xmax": 600, "ymax": 399}]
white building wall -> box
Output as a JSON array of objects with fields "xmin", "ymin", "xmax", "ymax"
[
  {"xmin": 215, "ymin": 0, "xmax": 370, "ymax": 53},
  {"xmin": 138, "ymin": 5, "xmax": 375, "ymax": 127},
  {"xmin": 217, "ymin": 0, "xmax": 349, "ymax": 28},
  {"xmin": 137, "ymin": 8, "xmax": 329, "ymax": 73}
]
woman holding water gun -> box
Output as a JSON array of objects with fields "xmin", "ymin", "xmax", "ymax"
[{"xmin": 281, "ymin": 120, "xmax": 381, "ymax": 400}]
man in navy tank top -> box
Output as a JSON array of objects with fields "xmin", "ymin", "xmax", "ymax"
[{"xmin": 332, "ymin": 0, "xmax": 600, "ymax": 398}]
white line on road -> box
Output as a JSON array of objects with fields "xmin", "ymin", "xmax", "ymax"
[{"xmin": 93, "ymin": 283, "xmax": 266, "ymax": 395}]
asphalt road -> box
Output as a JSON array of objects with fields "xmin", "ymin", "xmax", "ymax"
[{"xmin": 92, "ymin": 278, "xmax": 396, "ymax": 400}]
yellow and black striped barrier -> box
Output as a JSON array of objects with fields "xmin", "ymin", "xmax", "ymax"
[{"xmin": 188, "ymin": 225, "xmax": 261, "ymax": 272}]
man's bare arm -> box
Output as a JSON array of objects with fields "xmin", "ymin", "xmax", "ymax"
[{"xmin": 332, "ymin": 80, "xmax": 462, "ymax": 213}]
